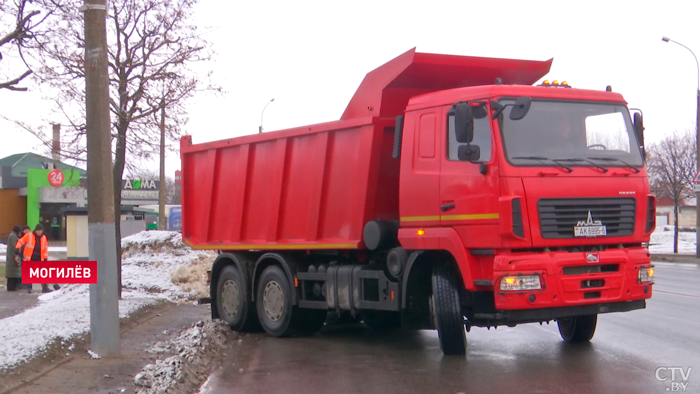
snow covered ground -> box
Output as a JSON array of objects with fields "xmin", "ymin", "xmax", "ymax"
[
  {"xmin": 648, "ymin": 226, "xmax": 697, "ymax": 254},
  {"xmin": 0, "ymin": 231, "xmax": 213, "ymax": 371}
]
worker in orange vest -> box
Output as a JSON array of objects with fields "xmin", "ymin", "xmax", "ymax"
[{"xmin": 15, "ymin": 224, "xmax": 60, "ymax": 294}]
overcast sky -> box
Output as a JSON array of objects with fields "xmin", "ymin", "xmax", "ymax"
[{"xmin": 1, "ymin": 0, "xmax": 699, "ymax": 178}]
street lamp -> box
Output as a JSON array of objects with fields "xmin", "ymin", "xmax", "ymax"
[
  {"xmin": 259, "ymin": 98, "xmax": 275, "ymax": 134},
  {"xmin": 662, "ymin": 36, "xmax": 700, "ymax": 257}
]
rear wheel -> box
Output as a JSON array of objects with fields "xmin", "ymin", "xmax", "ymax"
[
  {"xmin": 557, "ymin": 315, "xmax": 597, "ymax": 342},
  {"xmin": 431, "ymin": 264, "xmax": 467, "ymax": 355},
  {"xmin": 256, "ymin": 265, "xmax": 299, "ymax": 337},
  {"xmin": 216, "ymin": 265, "xmax": 259, "ymax": 332}
]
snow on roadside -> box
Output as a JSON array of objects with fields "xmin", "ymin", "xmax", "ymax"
[
  {"xmin": 134, "ymin": 320, "xmax": 232, "ymax": 394},
  {"xmin": 0, "ymin": 231, "xmax": 214, "ymax": 371},
  {"xmin": 649, "ymin": 226, "xmax": 696, "ymax": 254}
]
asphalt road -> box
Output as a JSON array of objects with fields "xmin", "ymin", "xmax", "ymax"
[{"xmin": 200, "ymin": 262, "xmax": 700, "ymax": 394}]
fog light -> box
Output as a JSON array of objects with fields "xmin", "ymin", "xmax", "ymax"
[
  {"xmin": 639, "ymin": 266, "xmax": 654, "ymax": 283},
  {"xmin": 500, "ymin": 275, "xmax": 542, "ymax": 291}
]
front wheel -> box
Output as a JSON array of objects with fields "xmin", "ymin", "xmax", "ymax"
[
  {"xmin": 431, "ymin": 264, "xmax": 467, "ymax": 355},
  {"xmin": 557, "ymin": 315, "xmax": 597, "ymax": 342}
]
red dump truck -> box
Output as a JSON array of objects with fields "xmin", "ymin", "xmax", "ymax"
[{"xmin": 180, "ymin": 48, "xmax": 655, "ymax": 355}]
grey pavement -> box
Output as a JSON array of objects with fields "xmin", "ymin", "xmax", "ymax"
[
  {"xmin": 0, "ymin": 251, "xmax": 67, "ymax": 319},
  {"xmin": 201, "ymin": 262, "xmax": 700, "ymax": 394}
]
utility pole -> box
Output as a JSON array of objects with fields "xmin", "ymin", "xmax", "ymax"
[
  {"xmin": 696, "ymin": 86, "xmax": 700, "ymax": 257},
  {"xmin": 662, "ymin": 37, "xmax": 700, "ymax": 257},
  {"xmin": 82, "ymin": 0, "xmax": 120, "ymax": 356},
  {"xmin": 159, "ymin": 99, "xmax": 166, "ymax": 230}
]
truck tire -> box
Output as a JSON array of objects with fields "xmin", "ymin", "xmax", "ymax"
[
  {"xmin": 557, "ymin": 314, "xmax": 597, "ymax": 342},
  {"xmin": 431, "ymin": 264, "xmax": 467, "ymax": 355},
  {"xmin": 216, "ymin": 265, "xmax": 259, "ymax": 332},
  {"xmin": 362, "ymin": 311, "xmax": 401, "ymax": 330},
  {"xmin": 256, "ymin": 265, "xmax": 298, "ymax": 337}
]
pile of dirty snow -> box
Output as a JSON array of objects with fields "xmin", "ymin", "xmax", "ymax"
[
  {"xmin": 134, "ymin": 320, "xmax": 233, "ymax": 394},
  {"xmin": 0, "ymin": 231, "xmax": 213, "ymax": 371},
  {"xmin": 121, "ymin": 231, "xmax": 214, "ymax": 301},
  {"xmin": 170, "ymin": 254, "xmax": 213, "ymax": 299},
  {"xmin": 649, "ymin": 226, "xmax": 697, "ymax": 254}
]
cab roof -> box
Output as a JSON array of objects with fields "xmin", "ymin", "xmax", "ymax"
[{"xmin": 406, "ymin": 84, "xmax": 628, "ymax": 111}]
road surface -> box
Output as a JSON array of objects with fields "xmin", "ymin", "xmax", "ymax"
[{"xmin": 200, "ymin": 262, "xmax": 700, "ymax": 394}]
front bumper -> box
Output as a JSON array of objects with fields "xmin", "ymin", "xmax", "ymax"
[
  {"xmin": 473, "ymin": 300, "xmax": 646, "ymax": 324},
  {"xmin": 491, "ymin": 247, "xmax": 652, "ymax": 311}
]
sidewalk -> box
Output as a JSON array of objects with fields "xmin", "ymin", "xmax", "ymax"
[{"xmin": 0, "ymin": 302, "xmax": 211, "ymax": 394}]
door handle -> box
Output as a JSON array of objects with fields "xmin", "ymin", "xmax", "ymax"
[{"xmin": 441, "ymin": 203, "xmax": 456, "ymax": 212}]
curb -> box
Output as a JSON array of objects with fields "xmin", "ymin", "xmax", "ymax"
[{"xmin": 651, "ymin": 254, "xmax": 700, "ymax": 264}]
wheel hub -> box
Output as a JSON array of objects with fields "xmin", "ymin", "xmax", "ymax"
[
  {"xmin": 263, "ymin": 280, "xmax": 284, "ymax": 321},
  {"xmin": 221, "ymin": 280, "xmax": 241, "ymax": 319}
]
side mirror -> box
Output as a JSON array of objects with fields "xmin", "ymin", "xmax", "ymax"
[
  {"xmin": 458, "ymin": 144, "xmax": 481, "ymax": 162},
  {"xmin": 633, "ymin": 111, "xmax": 645, "ymax": 158},
  {"xmin": 453, "ymin": 102, "xmax": 474, "ymax": 143},
  {"xmin": 509, "ymin": 97, "xmax": 532, "ymax": 120},
  {"xmin": 633, "ymin": 112, "xmax": 644, "ymax": 140}
]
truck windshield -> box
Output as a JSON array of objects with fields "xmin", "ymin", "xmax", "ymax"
[{"xmin": 498, "ymin": 99, "xmax": 644, "ymax": 168}]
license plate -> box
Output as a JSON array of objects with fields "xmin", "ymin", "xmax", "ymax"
[{"xmin": 574, "ymin": 226, "xmax": 607, "ymax": 237}]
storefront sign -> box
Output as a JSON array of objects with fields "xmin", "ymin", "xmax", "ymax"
[
  {"xmin": 121, "ymin": 189, "xmax": 159, "ymax": 199},
  {"xmin": 48, "ymin": 169, "xmax": 65, "ymax": 186},
  {"xmin": 39, "ymin": 187, "xmax": 87, "ymax": 204},
  {"xmin": 122, "ymin": 179, "xmax": 159, "ymax": 190}
]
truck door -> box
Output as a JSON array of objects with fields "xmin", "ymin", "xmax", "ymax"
[
  {"xmin": 399, "ymin": 110, "xmax": 442, "ymax": 226},
  {"xmin": 439, "ymin": 105, "xmax": 500, "ymax": 246}
]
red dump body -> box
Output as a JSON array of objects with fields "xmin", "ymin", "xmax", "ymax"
[
  {"xmin": 180, "ymin": 117, "xmax": 397, "ymax": 250},
  {"xmin": 180, "ymin": 49, "xmax": 552, "ymax": 250}
]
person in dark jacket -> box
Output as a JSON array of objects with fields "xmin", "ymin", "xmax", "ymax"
[
  {"xmin": 15, "ymin": 224, "xmax": 60, "ymax": 294},
  {"xmin": 5, "ymin": 226, "xmax": 22, "ymax": 291}
]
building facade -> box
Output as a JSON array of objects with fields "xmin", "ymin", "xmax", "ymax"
[{"xmin": 0, "ymin": 152, "xmax": 159, "ymax": 242}]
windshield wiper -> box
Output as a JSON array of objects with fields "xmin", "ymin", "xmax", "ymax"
[
  {"xmin": 557, "ymin": 158, "xmax": 608, "ymax": 173},
  {"xmin": 512, "ymin": 156, "xmax": 573, "ymax": 173},
  {"xmin": 587, "ymin": 157, "xmax": 640, "ymax": 173}
]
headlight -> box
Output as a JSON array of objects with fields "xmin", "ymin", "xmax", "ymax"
[
  {"xmin": 639, "ymin": 266, "xmax": 654, "ymax": 283},
  {"xmin": 500, "ymin": 275, "xmax": 542, "ymax": 291}
]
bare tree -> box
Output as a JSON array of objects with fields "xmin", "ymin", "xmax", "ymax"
[
  {"xmin": 166, "ymin": 177, "xmax": 181, "ymax": 205},
  {"xmin": 0, "ymin": 0, "xmax": 54, "ymax": 91},
  {"xmin": 646, "ymin": 130, "xmax": 697, "ymax": 253},
  {"xmin": 27, "ymin": 0, "xmax": 217, "ymax": 296}
]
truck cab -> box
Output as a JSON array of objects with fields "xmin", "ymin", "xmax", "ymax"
[{"xmin": 396, "ymin": 82, "xmax": 653, "ymax": 351}]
